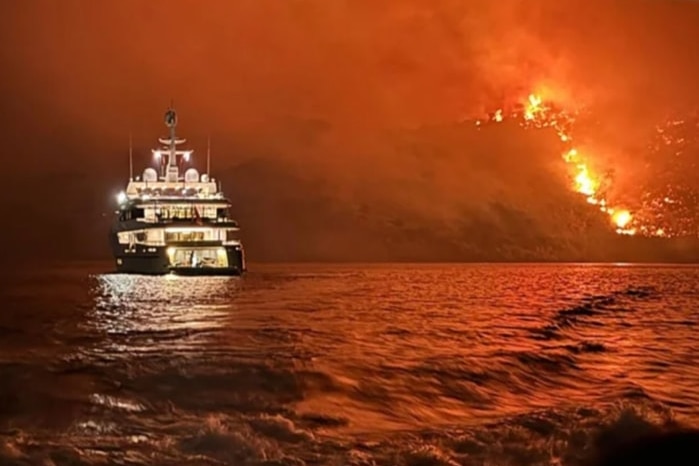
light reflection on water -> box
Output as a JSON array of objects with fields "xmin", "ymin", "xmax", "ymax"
[{"xmin": 89, "ymin": 273, "xmax": 241, "ymax": 340}]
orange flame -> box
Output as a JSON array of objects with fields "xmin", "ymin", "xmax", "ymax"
[
  {"xmin": 525, "ymin": 93, "xmax": 637, "ymax": 235},
  {"xmin": 483, "ymin": 92, "xmax": 642, "ymax": 236},
  {"xmin": 612, "ymin": 210, "xmax": 632, "ymax": 228},
  {"xmin": 524, "ymin": 94, "xmax": 543, "ymax": 121}
]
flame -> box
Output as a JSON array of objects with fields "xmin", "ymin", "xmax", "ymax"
[
  {"xmin": 612, "ymin": 210, "xmax": 632, "ymax": 228},
  {"xmin": 522, "ymin": 93, "xmax": 635, "ymax": 232},
  {"xmin": 481, "ymin": 92, "xmax": 643, "ymax": 236},
  {"xmin": 524, "ymin": 94, "xmax": 543, "ymax": 121},
  {"xmin": 574, "ymin": 165, "xmax": 598, "ymax": 197}
]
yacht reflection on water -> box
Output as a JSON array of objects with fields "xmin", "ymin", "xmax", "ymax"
[
  {"xmin": 89, "ymin": 274, "xmax": 242, "ymax": 342},
  {"xmin": 84, "ymin": 272, "xmax": 309, "ymax": 386}
]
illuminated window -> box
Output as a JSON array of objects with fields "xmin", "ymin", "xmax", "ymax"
[{"xmin": 165, "ymin": 231, "xmax": 207, "ymax": 242}]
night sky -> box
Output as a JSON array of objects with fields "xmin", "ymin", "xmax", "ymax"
[{"xmin": 2, "ymin": 0, "xmax": 699, "ymax": 263}]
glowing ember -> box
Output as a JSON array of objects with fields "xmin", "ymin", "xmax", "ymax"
[{"xmin": 631, "ymin": 112, "xmax": 699, "ymax": 237}]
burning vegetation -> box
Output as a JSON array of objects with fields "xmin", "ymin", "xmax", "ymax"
[{"xmin": 475, "ymin": 93, "xmax": 699, "ymax": 239}]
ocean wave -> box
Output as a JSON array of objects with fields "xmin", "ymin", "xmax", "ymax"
[{"xmin": 0, "ymin": 398, "xmax": 687, "ymax": 465}]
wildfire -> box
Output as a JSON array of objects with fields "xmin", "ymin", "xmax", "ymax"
[{"xmin": 479, "ymin": 92, "xmax": 641, "ymax": 236}]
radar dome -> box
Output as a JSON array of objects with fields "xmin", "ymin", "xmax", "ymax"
[
  {"xmin": 143, "ymin": 168, "xmax": 158, "ymax": 182},
  {"xmin": 201, "ymin": 174, "xmax": 210, "ymax": 182},
  {"xmin": 184, "ymin": 168, "xmax": 200, "ymax": 183}
]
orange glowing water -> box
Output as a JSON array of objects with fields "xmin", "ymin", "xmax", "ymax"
[{"xmin": 2, "ymin": 263, "xmax": 699, "ymax": 464}]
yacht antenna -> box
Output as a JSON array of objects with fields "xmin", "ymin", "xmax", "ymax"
[
  {"xmin": 128, "ymin": 132, "xmax": 133, "ymax": 181},
  {"xmin": 207, "ymin": 134, "xmax": 211, "ymax": 175},
  {"xmin": 165, "ymin": 101, "xmax": 177, "ymax": 170}
]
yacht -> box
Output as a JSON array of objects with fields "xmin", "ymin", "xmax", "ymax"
[{"xmin": 109, "ymin": 107, "xmax": 246, "ymax": 275}]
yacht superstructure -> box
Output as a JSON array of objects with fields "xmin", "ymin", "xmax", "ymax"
[{"xmin": 109, "ymin": 107, "xmax": 245, "ymax": 275}]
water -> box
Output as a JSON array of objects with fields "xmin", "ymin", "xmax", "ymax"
[{"xmin": 1, "ymin": 263, "xmax": 699, "ymax": 465}]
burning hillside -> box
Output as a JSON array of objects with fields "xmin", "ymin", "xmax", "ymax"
[{"xmin": 475, "ymin": 93, "xmax": 699, "ymax": 239}]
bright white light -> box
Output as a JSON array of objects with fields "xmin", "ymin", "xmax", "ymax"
[
  {"xmin": 166, "ymin": 247, "xmax": 176, "ymax": 256},
  {"xmin": 183, "ymin": 151, "xmax": 191, "ymax": 162},
  {"xmin": 153, "ymin": 150, "xmax": 161, "ymax": 160},
  {"xmin": 117, "ymin": 191, "xmax": 127, "ymax": 204}
]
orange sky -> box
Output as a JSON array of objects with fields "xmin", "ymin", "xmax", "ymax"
[{"xmin": 3, "ymin": 0, "xmax": 698, "ymax": 141}]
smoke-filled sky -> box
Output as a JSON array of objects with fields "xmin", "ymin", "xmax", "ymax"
[{"xmin": 1, "ymin": 0, "xmax": 699, "ymax": 262}]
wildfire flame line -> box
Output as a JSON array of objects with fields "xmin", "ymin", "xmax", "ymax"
[{"xmin": 478, "ymin": 93, "xmax": 638, "ymax": 236}]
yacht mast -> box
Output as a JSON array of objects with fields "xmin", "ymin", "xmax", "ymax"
[
  {"xmin": 207, "ymin": 135, "xmax": 211, "ymax": 175},
  {"xmin": 128, "ymin": 132, "xmax": 133, "ymax": 181}
]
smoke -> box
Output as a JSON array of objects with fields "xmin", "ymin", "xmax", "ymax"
[{"xmin": 1, "ymin": 0, "xmax": 699, "ymax": 261}]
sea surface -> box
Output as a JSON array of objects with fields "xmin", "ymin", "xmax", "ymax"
[{"xmin": 1, "ymin": 263, "xmax": 698, "ymax": 465}]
